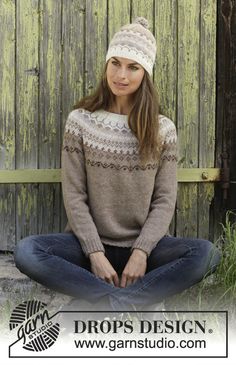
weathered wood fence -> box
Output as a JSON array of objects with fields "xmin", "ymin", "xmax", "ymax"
[{"xmin": 0, "ymin": 0, "xmax": 220, "ymax": 251}]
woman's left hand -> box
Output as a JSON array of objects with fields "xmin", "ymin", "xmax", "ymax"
[{"xmin": 120, "ymin": 249, "xmax": 147, "ymax": 288}]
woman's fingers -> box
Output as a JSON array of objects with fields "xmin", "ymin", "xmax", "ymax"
[
  {"xmin": 105, "ymin": 272, "xmax": 119, "ymax": 286},
  {"xmin": 89, "ymin": 252, "xmax": 120, "ymax": 286},
  {"xmin": 121, "ymin": 274, "xmax": 139, "ymax": 287},
  {"xmin": 113, "ymin": 273, "xmax": 120, "ymax": 287},
  {"xmin": 120, "ymin": 248, "xmax": 147, "ymax": 287}
]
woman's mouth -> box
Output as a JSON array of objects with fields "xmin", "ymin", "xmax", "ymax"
[{"xmin": 113, "ymin": 82, "xmax": 128, "ymax": 88}]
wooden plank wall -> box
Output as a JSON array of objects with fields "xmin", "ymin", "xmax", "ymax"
[
  {"xmin": 216, "ymin": 0, "xmax": 236, "ymax": 220},
  {"xmin": 0, "ymin": 0, "xmax": 217, "ymax": 251}
]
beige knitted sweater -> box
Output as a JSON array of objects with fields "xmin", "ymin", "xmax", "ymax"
[{"xmin": 61, "ymin": 108, "xmax": 178, "ymax": 257}]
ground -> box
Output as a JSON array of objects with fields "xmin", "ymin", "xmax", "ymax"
[{"xmin": 0, "ymin": 253, "xmax": 71, "ymax": 330}]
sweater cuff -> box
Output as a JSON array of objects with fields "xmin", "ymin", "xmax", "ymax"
[
  {"xmin": 80, "ymin": 238, "xmax": 105, "ymax": 257},
  {"xmin": 131, "ymin": 247, "xmax": 149, "ymax": 258},
  {"xmin": 132, "ymin": 236, "xmax": 155, "ymax": 257}
]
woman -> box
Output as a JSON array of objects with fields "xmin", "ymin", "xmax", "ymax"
[{"xmin": 14, "ymin": 17, "xmax": 221, "ymax": 312}]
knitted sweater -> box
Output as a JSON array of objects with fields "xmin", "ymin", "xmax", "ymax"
[{"xmin": 61, "ymin": 108, "xmax": 178, "ymax": 257}]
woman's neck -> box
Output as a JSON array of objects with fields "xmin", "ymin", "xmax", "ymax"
[
  {"xmin": 108, "ymin": 97, "xmax": 133, "ymax": 115},
  {"xmin": 107, "ymin": 107, "xmax": 129, "ymax": 115}
]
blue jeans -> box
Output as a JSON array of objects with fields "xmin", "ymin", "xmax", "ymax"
[{"xmin": 14, "ymin": 233, "xmax": 221, "ymax": 311}]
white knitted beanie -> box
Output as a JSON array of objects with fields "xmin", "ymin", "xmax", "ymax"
[{"xmin": 105, "ymin": 17, "xmax": 157, "ymax": 76}]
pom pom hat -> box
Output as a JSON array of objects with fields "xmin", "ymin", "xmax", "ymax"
[{"xmin": 105, "ymin": 17, "xmax": 157, "ymax": 76}]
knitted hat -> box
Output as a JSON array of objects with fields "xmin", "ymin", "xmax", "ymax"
[{"xmin": 105, "ymin": 17, "xmax": 157, "ymax": 76}]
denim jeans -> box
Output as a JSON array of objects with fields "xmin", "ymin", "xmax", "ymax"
[{"xmin": 14, "ymin": 233, "xmax": 221, "ymax": 311}]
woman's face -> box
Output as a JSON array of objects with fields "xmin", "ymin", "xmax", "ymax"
[{"xmin": 106, "ymin": 57, "xmax": 145, "ymax": 97}]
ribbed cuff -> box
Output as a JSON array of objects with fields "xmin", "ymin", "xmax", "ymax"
[
  {"xmin": 80, "ymin": 238, "xmax": 105, "ymax": 257},
  {"xmin": 132, "ymin": 235, "xmax": 154, "ymax": 257},
  {"xmin": 131, "ymin": 247, "xmax": 149, "ymax": 258}
]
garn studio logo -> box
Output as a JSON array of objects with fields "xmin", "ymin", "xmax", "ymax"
[{"xmin": 9, "ymin": 300, "xmax": 60, "ymax": 352}]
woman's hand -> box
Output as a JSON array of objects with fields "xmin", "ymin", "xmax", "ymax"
[
  {"xmin": 89, "ymin": 251, "xmax": 120, "ymax": 287},
  {"xmin": 120, "ymin": 249, "xmax": 147, "ymax": 288}
]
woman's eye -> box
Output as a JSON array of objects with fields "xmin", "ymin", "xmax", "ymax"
[{"xmin": 111, "ymin": 61, "xmax": 138, "ymax": 71}]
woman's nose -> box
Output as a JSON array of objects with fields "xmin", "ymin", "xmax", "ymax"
[{"xmin": 117, "ymin": 67, "xmax": 128, "ymax": 78}]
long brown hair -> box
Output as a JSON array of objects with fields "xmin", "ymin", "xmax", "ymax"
[{"xmin": 73, "ymin": 62, "xmax": 162, "ymax": 163}]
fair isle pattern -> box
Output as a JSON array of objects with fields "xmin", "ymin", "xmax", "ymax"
[
  {"xmin": 61, "ymin": 107, "xmax": 178, "ymax": 256},
  {"xmin": 105, "ymin": 18, "xmax": 156, "ymax": 76},
  {"xmin": 106, "ymin": 30, "xmax": 155, "ymax": 64},
  {"xmin": 113, "ymin": 29, "xmax": 155, "ymax": 52},
  {"xmin": 86, "ymin": 160, "xmax": 159, "ymax": 172},
  {"xmin": 63, "ymin": 108, "xmax": 177, "ymax": 171}
]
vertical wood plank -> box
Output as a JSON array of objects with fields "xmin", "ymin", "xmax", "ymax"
[
  {"xmin": 154, "ymin": 0, "xmax": 178, "ymax": 235},
  {"xmin": 198, "ymin": 0, "xmax": 217, "ymax": 240},
  {"xmin": 154, "ymin": 0, "xmax": 177, "ymax": 119},
  {"xmin": 0, "ymin": 0, "xmax": 16, "ymax": 250},
  {"xmin": 38, "ymin": 0, "xmax": 62, "ymax": 234},
  {"xmin": 61, "ymin": 0, "xmax": 86, "ymax": 231},
  {"xmin": 62, "ymin": 0, "xmax": 85, "ymax": 114},
  {"xmin": 16, "ymin": 0, "xmax": 39, "ymax": 240},
  {"xmin": 85, "ymin": 0, "xmax": 107, "ymax": 94},
  {"xmin": 217, "ymin": 0, "xmax": 236, "ymax": 185},
  {"xmin": 226, "ymin": 1, "xmax": 236, "ymax": 215},
  {"xmin": 213, "ymin": 0, "xmax": 234, "ymax": 242},
  {"xmin": 131, "ymin": 0, "xmax": 153, "ymax": 24},
  {"xmin": 108, "ymin": 0, "xmax": 130, "ymax": 37},
  {"xmin": 176, "ymin": 0, "xmax": 200, "ymax": 238},
  {"xmin": 131, "ymin": 0, "xmax": 154, "ymax": 74}
]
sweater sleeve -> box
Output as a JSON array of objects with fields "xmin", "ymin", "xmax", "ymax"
[
  {"xmin": 61, "ymin": 111, "xmax": 105, "ymax": 257},
  {"xmin": 132, "ymin": 120, "xmax": 178, "ymax": 256}
]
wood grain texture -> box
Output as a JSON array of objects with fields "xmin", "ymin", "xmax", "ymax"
[
  {"xmin": 0, "ymin": 0, "xmax": 16, "ymax": 250},
  {"xmin": 212, "ymin": 0, "xmax": 236, "ymax": 240},
  {"xmin": 198, "ymin": 0, "xmax": 217, "ymax": 240},
  {"xmin": 176, "ymin": 0, "xmax": 200, "ymax": 238},
  {"xmin": 154, "ymin": 0, "xmax": 178, "ymax": 235},
  {"xmin": 15, "ymin": 0, "xmax": 39, "ymax": 241},
  {"xmin": 38, "ymin": 0, "xmax": 61, "ymax": 234},
  {"xmin": 108, "ymin": 0, "xmax": 130, "ymax": 36},
  {"xmin": 154, "ymin": 0, "xmax": 177, "ymax": 119},
  {"xmin": 60, "ymin": 0, "xmax": 87, "ymax": 231},
  {"xmin": 85, "ymin": 0, "xmax": 107, "ymax": 93},
  {"xmin": 131, "ymin": 0, "xmax": 153, "ymax": 26}
]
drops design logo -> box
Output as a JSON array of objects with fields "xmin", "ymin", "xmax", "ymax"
[{"xmin": 9, "ymin": 300, "xmax": 60, "ymax": 352}]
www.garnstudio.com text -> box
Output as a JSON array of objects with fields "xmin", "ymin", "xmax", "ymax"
[
  {"xmin": 72, "ymin": 319, "xmax": 209, "ymax": 352},
  {"xmin": 74, "ymin": 337, "xmax": 206, "ymax": 351}
]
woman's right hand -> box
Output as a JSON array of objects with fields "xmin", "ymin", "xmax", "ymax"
[{"xmin": 89, "ymin": 251, "xmax": 120, "ymax": 287}]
